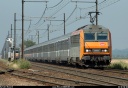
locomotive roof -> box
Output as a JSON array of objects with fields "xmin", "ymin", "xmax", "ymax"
[{"xmin": 82, "ymin": 24, "xmax": 110, "ymax": 32}]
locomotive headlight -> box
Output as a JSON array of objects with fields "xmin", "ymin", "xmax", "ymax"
[
  {"xmin": 86, "ymin": 49, "xmax": 89, "ymax": 52},
  {"xmin": 85, "ymin": 49, "xmax": 91, "ymax": 52},
  {"xmin": 102, "ymin": 49, "xmax": 108, "ymax": 52},
  {"xmin": 104, "ymin": 49, "xmax": 107, "ymax": 52}
]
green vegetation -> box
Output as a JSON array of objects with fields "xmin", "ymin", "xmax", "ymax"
[
  {"xmin": 19, "ymin": 40, "xmax": 36, "ymax": 48},
  {"xmin": 107, "ymin": 61, "xmax": 128, "ymax": 70},
  {"xmin": 14, "ymin": 59, "xmax": 31, "ymax": 69},
  {"xmin": 0, "ymin": 58, "xmax": 31, "ymax": 69},
  {"xmin": 0, "ymin": 59, "xmax": 7, "ymax": 63}
]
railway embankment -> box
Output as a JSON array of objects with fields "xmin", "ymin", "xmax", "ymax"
[
  {"xmin": 0, "ymin": 58, "xmax": 128, "ymax": 86},
  {"xmin": 0, "ymin": 59, "xmax": 43, "ymax": 86}
]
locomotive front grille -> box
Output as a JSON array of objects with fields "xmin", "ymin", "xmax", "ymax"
[{"xmin": 92, "ymin": 49, "xmax": 101, "ymax": 52}]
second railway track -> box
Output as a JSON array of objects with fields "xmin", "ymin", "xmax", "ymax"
[
  {"xmin": 30, "ymin": 61, "xmax": 128, "ymax": 86},
  {"xmin": 11, "ymin": 70, "xmax": 104, "ymax": 86}
]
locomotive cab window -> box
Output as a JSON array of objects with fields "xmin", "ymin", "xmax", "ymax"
[
  {"xmin": 97, "ymin": 33, "xmax": 108, "ymax": 41},
  {"xmin": 84, "ymin": 33, "xmax": 95, "ymax": 41}
]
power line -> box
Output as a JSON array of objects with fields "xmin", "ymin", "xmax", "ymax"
[
  {"xmin": 35, "ymin": 2, "xmax": 48, "ymax": 25},
  {"xmin": 65, "ymin": 5, "xmax": 77, "ymax": 22},
  {"xmin": 99, "ymin": 0, "xmax": 120, "ymax": 10},
  {"xmin": 48, "ymin": 0, "xmax": 120, "ymax": 33},
  {"xmin": 48, "ymin": 0, "xmax": 64, "ymax": 8},
  {"xmin": 34, "ymin": 0, "xmax": 71, "ymax": 30},
  {"xmin": 22, "ymin": 0, "xmax": 121, "ymax": 43}
]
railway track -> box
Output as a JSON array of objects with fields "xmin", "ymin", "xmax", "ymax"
[
  {"xmin": 31, "ymin": 62, "xmax": 128, "ymax": 86},
  {"xmin": 0, "ymin": 61, "xmax": 102, "ymax": 86},
  {"xmin": 1, "ymin": 60, "xmax": 127, "ymax": 86},
  {"xmin": 0, "ymin": 64, "xmax": 14, "ymax": 74},
  {"xmin": 33, "ymin": 61, "xmax": 128, "ymax": 75},
  {"xmin": 102, "ymin": 69, "xmax": 128, "ymax": 74},
  {"xmin": 10, "ymin": 70, "xmax": 103, "ymax": 86}
]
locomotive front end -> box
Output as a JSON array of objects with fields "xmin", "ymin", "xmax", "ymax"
[{"xmin": 81, "ymin": 25, "xmax": 112, "ymax": 67}]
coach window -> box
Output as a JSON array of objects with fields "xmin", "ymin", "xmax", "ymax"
[
  {"xmin": 30, "ymin": 49, "xmax": 32, "ymax": 53},
  {"xmin": 38, "ymin": 47, "xmax": 41, "ymax": 53},
  {"xmin": 46, "ymin": 45, "xmax": 48, "ymax": 52},
  {"xmin": 57, "ymin": 42, "xmax": 60, "ymax": 50},
  {"xmin": 64, "ymin": 40, "xmax": 68, "ymax": 50},
  {"xmin": 61, "ymin": 41, "xmax": 63, "ymax": 50},
  {"xmin": 63, "ymin": 41, "xmax": 65, "ymax": 50},
  {"xmin": 43, "ymin": 45, "xmax": 45, "ymax": 52}
]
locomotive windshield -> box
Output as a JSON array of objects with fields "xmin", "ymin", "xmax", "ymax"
[
  {"xmin": 97, "ymin": 33, "xmax": 108, "ymax": 41},
  {"xmin": 84, "ymin": 33, "xmax": 108, "ymax": 41},
  {"xmin": 84, "ymin": 33, "xmax": 95, "ymax": 40}
]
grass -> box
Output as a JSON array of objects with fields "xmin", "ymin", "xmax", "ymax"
[
  {"xmin": 0, "ymin": 58, "xmax": 31, "ymax": 69},
  {"xmin": 13, "ymin": 59, "xmax": 31, "ymax": 69},
  {"xmin": 0, "ymin": 58, "xmax": 8, "ymax": 63},
  {"xmin": 108, "ymin": 60, "xmax": 128, "ymax": 70}
]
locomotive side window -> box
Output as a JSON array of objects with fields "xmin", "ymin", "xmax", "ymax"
[
  {"xmin": 71, "ymin": 34, "xmax": 80, "ymax": 47},
  {"xmin": 85, "ymin": 33, "xmax": 95, "ymax": 40},
  {"xmin": 97, "ymin": 33, "xmax": 108, "ymax": 41}
]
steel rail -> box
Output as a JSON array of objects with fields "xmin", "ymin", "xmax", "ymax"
[
  {"xmin": 11, "ymin": 70, "xmax": 103, "ymax": 86},
  {"xmin": 31, "ymin": 62, "xmax": 128, "ymax": 80},
  {"xmin": 102, "ymin": 69, "xmax": 128, "ymax": 74},
  {"xmin": 31, "ymin": 63, "xmax": 123, "ymax": 86},
  {"xmin": 11, "ymin": 72, "xmax": 63, "ymax": 86}
]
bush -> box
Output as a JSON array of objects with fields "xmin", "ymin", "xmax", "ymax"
[
  {"xmin": 108, "ymin": 61, "xmax": 128, "ymax": 70},
  {"xmin": 10, "ymin": 59, "xmax": 31, "ymax": 69},
  {"xmin": 0, "ymin": 59, "xmax": 31, "ymax": 69},
  {"xmin": 17, "ymin": 59, "xmax": 31, "ymax": 69}
]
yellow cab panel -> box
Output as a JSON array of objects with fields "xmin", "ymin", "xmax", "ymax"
[{"xmin": 85, "ymin": 42, "xmax": 108, "ymax": 49}]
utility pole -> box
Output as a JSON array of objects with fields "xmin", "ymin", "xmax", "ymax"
[
  {"xmin": 11, "ymin": 24, "xmax": 12, "ymax": 38},
  {"xmin": 48, "ymin": 13, "xmax": 66, "ymax": 35},
  {"xmin": 14, "ymin": 13, "xmax": 16, "ymax": 60},
  {"xmin": 64, "ymin": 13, "xmax": 66, "ymax": 35},
  {"xmin": 8, "ymin": 31, "xmax": 10, "ymax": 38},
  {"xmin": 36, "ymin": 28, "xmax": 48, "ymax": 42},
  {"xmin": 71, "ymin": 0, "xmax": 99, "ymax": 25},
  {"xmin": 96, "ymin": 0, "xmax": 98, "ymax": 25},
  {"xmin": 22, "ymin": 0, "xmax": 24, "ymax": 59},
  {"xmin": 37, "ymin": 31, "xmax": 39, "ymax": 44},
  {"xmin": 47, "ymin": 24, "xmax": 49, "ymax": 41},
  {"xmin": 21, "ymin": 0, "xmax": 48, "ymax": 59},
  {"xmin": 29, "ymin": 35, "xmax": 34, "ymax": 41}
]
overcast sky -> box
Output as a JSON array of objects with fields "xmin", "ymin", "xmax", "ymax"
[{"xmin": 0, "ymin": 0, "xmax": 128, "ymax": 51}]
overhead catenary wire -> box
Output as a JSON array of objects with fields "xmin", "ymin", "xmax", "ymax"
[
  {"xmin": 48, "ymin": 0, "xmax": 64, "ymax": 9},
  {"xmin": 50, "ymin": 4, "xmax": 78, "ymax": 28},
  {"xmin": 35, "ymin": 3, "xmax": 48, "ymax": 25},
  {"xmin": 33, "ymin": 0, "xmax": 71, "ymax": 30},
  {"xmin": 67, "ymin": 0, "xmax": 120, "ymax": 26},
  {"xmin": 19, "ymin": 0, "xmax": 121, "ymax": 44},
  {"xmin": 99, "ymin": 0, "xmax": 120, "ymax": 10},
  {"xmin": 47, "ymin": 0, "xmax": 121, "ymax": 34},
  {"xmin": 24, "ymin": 0, "xmax": 72, "ymax": 37}
]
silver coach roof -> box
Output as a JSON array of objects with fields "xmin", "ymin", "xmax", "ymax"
[{"xmin": 24, "ymin": 32, "xmax": 72, "ymax": 51}]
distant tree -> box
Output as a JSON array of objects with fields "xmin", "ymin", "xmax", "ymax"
[{"xmin": 19, "ymin": 40, "xmax": 36, "ymax": 49}]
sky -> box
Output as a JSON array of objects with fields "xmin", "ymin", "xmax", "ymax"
[{"xmin": 0, "ymin": 0, "xmax": 128, "ymax": 51}]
